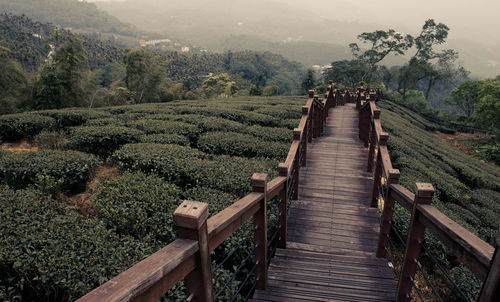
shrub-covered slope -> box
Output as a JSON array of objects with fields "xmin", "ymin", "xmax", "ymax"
[
  {"xmin": 0, "ymin": 96, "xmax": 304, "ymax": 301},
  {"xmin": 380, "ymin": 99, "xmax": 500, "ymax": 244}
]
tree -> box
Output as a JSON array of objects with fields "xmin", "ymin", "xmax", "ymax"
[
  {"xmin": 0, "ymin": 46, "xmax": 28, "ymax": 114},
  {"xmin": 323, "ymin": 60, "xmax": 367, "ymax": 89},
  {"xmin": 124, "ymin": 49, "xmax": 171, "ymax": 103},
  {"xmin": 33, "ymin": 35, "xmax": 89, "ymax": 109},
  {"xmin": 445, "ymin": 80, "xmax": 481, "ymax": 118},
  {"xmin": 301, "ymin": 69, "xmax": 316, "ymax": 93},
  {"xmin": 396, "ymin": 19, "xmax": 456, "ymax": 100},
  {"xmin": 349, "ymin": 29, "xmax": 412, "ymax": 85},
  {"xmin": 202, "ymin": 73, "xmax": 238, "ymax": 98},
  {"xmin": 474, "ymin": 78, "xmax": 500, "ymax": 129}
]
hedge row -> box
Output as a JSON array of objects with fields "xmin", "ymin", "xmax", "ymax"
[
  {"xmin": 0, "ymin": 150, "xmax": 100, "ymax": 193},
  {"xmin": 126, "ymin": 119, "xmax": 199, "ymax": 140},
  {"xmin": 197, "ymin": 131, "xmax": 289, "ymax": 160},
  {"xmin": 110, "ymin": 143, "xmax": 277, "ymax": 196},
  {"xmin": 0, "ymin": 187, "xmax": 152, "ymax": 301},
  {"xmin": 0, "ymin": 114, "xmax": 56, "ymax": 141},
  {"xmin": 66, "ymin": 126, "xmax": 143, "ymax": 157},
  {"xmin": 138, "ymin": 134, "xmax": 190, "ymax": 146},
  {"xmin": 38, "ymin": 109, "xmax": 110, "ymax": 129}
]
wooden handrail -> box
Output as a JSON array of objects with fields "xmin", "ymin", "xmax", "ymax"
[
  {"xmin": 356, "ymin": 87, "xmax": 500, "ymax": 301},
  {"xmin": 77, "ymin": 239, "xmax": 199, "ymax": 302}
]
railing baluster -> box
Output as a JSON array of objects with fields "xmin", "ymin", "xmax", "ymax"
[
  {"xmin": 479, "ymin": 231, "xmax": 500, "ymax": 301},
  {"xmin": 174, "ymin": 200, "xmax": 214, "ymax": 302},
  {"xmin": 278, "ymin": 164, "xmax": 289, "ymax": 249},
  {"xmin": 376, "ymin": 169, "xmax": 400, "ymax": 258},
  {"xmin": 251, "ymin": 173, "xmax": 268, "ymax": 290},
  {"xmin": 366, "ymin": 107, "xmax": 380, "ymax": 172},
  {"xmin": 396, "ymin": 183, "xmax": 435, "ymax": 301}
]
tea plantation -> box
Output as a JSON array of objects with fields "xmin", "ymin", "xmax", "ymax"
[
  {"xmin": 0, "ymin": 96, "xmax": 304, "ymax": 301},
  {"xmin": 1, "ymin": 96, "xmax": 499, "ymax": 301},
  {"xmin": 379, "ymin": 99, "xmax": 500, "ymax": 300}
]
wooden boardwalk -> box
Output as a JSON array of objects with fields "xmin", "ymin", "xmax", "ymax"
[{"xmin": 251, "ymin": 104, "xmax": 397, "ymax": 302}]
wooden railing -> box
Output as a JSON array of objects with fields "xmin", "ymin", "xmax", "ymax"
[
  {"xmin": 357, "ymin": 88, "xmax": 500, "ymax": 302},
  {"xmin": 77, "ymin": 86, "xmax": 343, "ymax": 302}
]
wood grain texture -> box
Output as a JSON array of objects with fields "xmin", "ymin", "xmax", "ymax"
[{"xmin": 251, "ymin": 103, "xmax": 397, "ymax": 302}]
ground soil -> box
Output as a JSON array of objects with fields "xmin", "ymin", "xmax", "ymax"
[
  {"xmin": 432, "ymin": 131, "xmax": 491, "ymax": 157},
  {"xmin": 0, "ymin": 140, "xmax": 38, "ymax": 152}
]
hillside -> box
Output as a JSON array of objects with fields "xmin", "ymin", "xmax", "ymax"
[
  {"xmin": 379, "ymin": 99, "xmax": 500, "ymax": 245},
  {"xmin": 0, "ymin": 96, "xmax": 304, "ymax": 301},
  {"xmin": 0, "ymin": 14, "xmax": 124, "ymax": 72},
  {"xmin": 0, "ymin": 0, "xmax": 159, "ymax": 47}
]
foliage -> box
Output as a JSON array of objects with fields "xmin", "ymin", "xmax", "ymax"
[
  {"xmin": 38, "ymin": 109, "xmax": 110, "ymax": 129},
  {"xmin": 138, "ymin": 134, "xmax": 190, "ymax": 146},
  {"xmin": 197, "ymin": 131, "xmax": 289, "ymax": 159},
  {"xmin": 92, "ymin": 171, "xmax": 182, "ymax": 245},
  {"xmin": 0, "ymin": 46, "xmax": 28, "ymax": 114},
  {"xmin": 301, "ymin": 69, "xmax": 315, "ymax": 93},
  {"xmin": 323, "ymin": 60, "xmax": 367, "ymax": 89},
  {"xmin": 445, "ymin": 80, "xmax": 481, "ymax": 118},
  {"xmin": 0, "ymin": 187, "xmax": 152, "ymax": 301},
  {"xmin": 33, "ymin": 35, "xmax": 89, "ymax": 109},
  {"xmin": 349, "ymin": 29, "xmax": 412, "ymax": 84},
  {"xmin": 0, "ymin": 113, "xmax": 55, "ymax": 141},
  {"xmin": 0, "ymin": 149, "xmax": 100, "ymax": 193},
  {"xmin": 65, "ymin": 125, "xmax": 143, "ymax": 157},
  {"xmin": 32, "ymin": 130, "xmax": 66, "ymax": 150},
  {"xmin": 110, "ymin": 143, "xmax": 277, "ymax": 196},
  {"xmin": 474, "ymin": 77, "xmax": 500, "ymax": 130},
  {"xmin": 126, "ymin": 119, "xmax": 199, "ymax": 141},
  {"xmin": 202, "ymin": 73, "xmax": 238, "ymax": 98}
]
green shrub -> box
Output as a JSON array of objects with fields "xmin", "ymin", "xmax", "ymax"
[
  {"xmin": 197, "ymin": 131, "xmax": 289, "ymax": 159},
  {"xmin": 127, "ymin": 119, "xmax": 199, "ymax": 141},
  {"xmin": 93, "ymin": 171, "xmax": 182, "ymax": 245},
  {"xmin": 0, "ymin": 113, "xmax": 55, "ymax": 141},
  {"xmin": 139, "ymin": 134, "xmax": 190, "ymax": 146},
  {"xmin": 66, "ymin": 126, "xmax": 143, "ymax": 157},
  {"xmin": 84, "ymin": 117, "xmax": 124, "ymax": 127},
  {"xmin": 172, "ymin": 106, "xmax": 280, "ymax": 127},
  {"xmin": 110, "ymin": 143, "xmax": 277, "ymax": 196},
  {"xmin": 0, "ymin": 150, "xmax": 100, "ymax": 193},
  {"xmin": 244, "ymin": 125, "xmax": 292, "ymax": 142},
  {"xmin": 0, "ymin": 187, "xmax": 152, "ymax": 301},
  {"xmin": 32, "ymin": 130, "xmax": 67, "ymax": 149},
  {"xmin": 38, "ymin": 109, "xmax": 110, "ymax": 128}
]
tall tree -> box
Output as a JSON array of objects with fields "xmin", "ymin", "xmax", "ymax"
[
  {"xmin": 323, "ymin": 60, "xmax": 367, "ymax": 89},
  {"xmin": 301, "ymin": 69, "xmax": 316, "ymax": 93},
  {"xmin": 349, "ymin": 29, "xmax": 412, "ymax": 85},
  {"xmin": 445, "ymin": 80, "xmax": 481, "ymax": 118},
  {"xmin": 0, "ymin": 46, "xmax": 28, "ymax": 114},
  {"xmin": 396, "ymin": 19, "xmax": 456, "ymax": 100},
  {"xmin": 33, "ymin": 35, "xmax": 89, "ymax": 109}
]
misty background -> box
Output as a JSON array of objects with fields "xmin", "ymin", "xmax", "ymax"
[{"xmin": 87, "ymin": 0, "xmax": 500, "ymax": 78}]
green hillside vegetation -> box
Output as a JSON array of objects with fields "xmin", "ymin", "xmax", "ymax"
[
  {"xmin": 0, "ymin": 0, "xmax": 156, "ymax": 47},
  {"xmin": 379, "ymin": 99, "xmax": 500, "ymax": 299},
  {"xmin": 0, "ymin": 96, "xmax": 304, "ymax": 301}
]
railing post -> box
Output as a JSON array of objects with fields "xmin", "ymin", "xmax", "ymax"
[
  {"xmin": 396, "ymin": 183, "xmax": 435, "ymax": 302},
  {"xmin": 376, "ymin": 168, "xmax": 400, "ymax": 258},
  {"xmin": 479, "ymin": 231, "xmax": 500, "ymax": 301},
  {"xmin": 370, "ymin": 132, "xmax": 388, "ymax": 207},
  {"xmin": 301, "ymin": 106, "xmax": 309, "ymax": 166},
  {"xmin": 252, "ymin": 173, "xmax": 268, "ymax": 290},
  {"xmin": 292, "ymin": 129, "xmax": 300, "ymax": 200},
  {"xmin": 278, "ymin": 163, "xmax": 289, "ymax": 249},
  {"xmin": 367, "ymin": 108, "xmax": 380, "ymax": 172},
  {"xmin": 324, "ymin": 92, "xmax": 329, "ymax": 116},
  {"xmin": 174, "ymin": 200, "xmax": 214, "ymax": 302}
]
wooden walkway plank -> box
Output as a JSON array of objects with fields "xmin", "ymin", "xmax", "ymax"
[{"xmin": 250, "ymin": 104, "xmax": 396, "ymax": 302}]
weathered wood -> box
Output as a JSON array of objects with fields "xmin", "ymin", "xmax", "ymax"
[
  {"xmin": 252, "ymin": 173, "xmax": 268, "ymax": 290},
  {"xmin": 174, "ymin": 201, "xmax": 214, "ymax": 302},
  {"xmin": 397, "ymin": 183, "xmax": 434, "ymax": 302},
  {"xmin": 278, "ymin": 164, "xmax": 288, "ymax": 249},
  {"xmin": 76, "ymin": 239, "xmax": 198, "ymax": 302},
  {"xmin": 370, "ymin": 152, "xmax": 382, "ymax": 208},
  {"xmin": 376, "ymin": 170, "xmax": 400, "ymax": 258},
  {"xmin": 479, "ymin": 232, "xmax": 500, "ymax": 302},
  {"xmin": 367, "ymin": 122, "xmax": 376, "ymax": 172},
  {"xmin": 207, "ymin": 193, "xmax": 263, "ymax": 252}
]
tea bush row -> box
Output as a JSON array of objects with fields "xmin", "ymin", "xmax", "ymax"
[
  {"xmin": 109, "ymin": 143, "xmax": 277, "ymax": 196},
  {"xmin": 65, "ymin": 126, "xmax": 144, "ymax": 157},
  {"xmin": 0, "ymin": 114, "xmax": 56, "ymax": 141},
  {"xmin": 0, "ymin": 150, "xmax": 100, "ymax": 193},
  {"xmin": 197, "ymin": 131, "xmax": 289, "ymax": 160},
  {"xmin": 0, "ymin": 187, "xmax": 153, "ymax": 301}
]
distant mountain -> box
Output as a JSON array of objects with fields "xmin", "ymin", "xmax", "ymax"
[
  {"xmin": 95, "ymin": 0, "xmax": 499, "ymax": 78},
  {"xmin": 0, "ymin": 0, "xmax": 161, "ymax": 47},
  {"xmin": 0, "ymin": 13, "xmax": 124, "ymax": 72}
]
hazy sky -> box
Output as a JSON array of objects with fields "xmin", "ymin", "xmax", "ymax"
[
  {"xmin": 91, "ymin": 0, "xmax": 500, "ymax": 46},
  {"xmin": 279, "ymin": 0, "xmax": 500, "ymax": 45}
]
